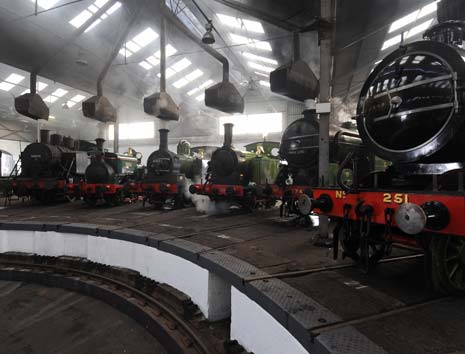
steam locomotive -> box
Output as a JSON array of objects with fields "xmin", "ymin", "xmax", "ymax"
[
  {"xmin": 140, "ymin": 129, "xmax": 202, "ymax": 209},
  {"xmin": 305, "ymin": 21, "xmax": 465, "ymax": 293},
  {"xmin": 274, "ymin": 111, "xmax": 372, "ymax": 220},
  {"xmin": 66, "ymin": 138, "xmax": 141, "ymax": 206},
  {"xmin": 11, "ymin": 130, "xmax": 90, "ymax": 203},
  {"xmin": 189, "ymin": 123, "xmax": 281, "ymax": 209}
]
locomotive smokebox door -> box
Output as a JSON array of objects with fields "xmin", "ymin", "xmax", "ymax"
[
  {"xmin": 14, "ymin": 93, "xmax": 49, "ymax": 120},
  {"xmin": 82, "ymin": 96, "xmax": 117, "ymax": 123},
  {"xmin": 143, "ymin": 92, "xmax": 180, "ymax": 121},
  {"xmin": 205, "ymin": 81, "xmax": 244, "ymax": 114}
]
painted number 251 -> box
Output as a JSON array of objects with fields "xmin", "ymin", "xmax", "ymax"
[{"xmin": 383, "ymin": 193, "xmax": 409, "ymax": 204}]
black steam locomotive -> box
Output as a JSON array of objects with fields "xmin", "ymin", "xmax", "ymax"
[
  {"xmin": 189, "ymin": 123, "xmax": 281, "ymax": 209},
  {"xmin": 308, "ymin": 21, "xmax": 465, "ymax": 293},
  {"xmin": 141, "ymin": 129, "xmax": 202, "ymax": 209},
  {"xmin": 11, "ymin": 129, "xmax": 89, "ymax": 203},
  {"xmin": 275, "ymin": 111, "xmax": 371, "ymax": 219},
  {"xmin": 66, "ymin": 138, "xmax": 141, "ymax": 206}
]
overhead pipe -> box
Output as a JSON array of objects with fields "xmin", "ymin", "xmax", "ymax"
[{"xmin": 160, "ymin": 4, "xmax": 230, "ymax": 82}]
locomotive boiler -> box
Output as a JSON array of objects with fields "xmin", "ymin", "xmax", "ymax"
[
  {"xmin": 12, "ymin": 130, "xmax": 89, "ymax": 203},
  {"xmin": 275, "ymin": 111, "xmax": 372, "ymax": 218},
  {"xmin": 141, "ymin": 129, "xmax": 202, "ymax": 209},
  {"xmin": 67, "ymin": 138, "xmax": 140, "ymax": 206},
  {"xmin": 189, "ymin": 123, "xmax": 280, "ymax": 209},
  {"xmin": 306, "ymin": 20, "xmax": 465, "ymax": 293}
]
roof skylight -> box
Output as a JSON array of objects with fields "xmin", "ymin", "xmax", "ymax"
[
  {"xmin": 230, "ymin": 34, "xmax": 272, "ymax": 51},
  {"xmin": 0, "ymin": 82, "xmax": 14, "ymax": 92},
  {"xmin": 389, "ymin": 1, "xmax": 439, "ymax": 33},
  {"xmin": 195, "ymin": 93, "xmax": 205, "ymax": 102},
  {"xmin": 30, "ymin": 0, "xmax": 60, "ymax": 10},
  {"xmin": 52, "ymin": 88, "xmax": 68, "ymax": 97},
  {"xmin": 138, "ymin": 45, "xmax": 178, "ymax": 70},
  {"xmin": 216, "ymin": 14, "xmax": 264, "ymax": 34},
  {"xmin": 248, "ymin": 61, "xmax": 274, "ymax": 73},
  {"xmin": 406, "ymin": 18, "xmax": 434, "ymax": 38},
  {"xmin": 254, "ymin": 71, "xmax": 269, "ymax": 78},
  {"xmin": 120, "ymin": 27, "xmax": 159, "ymax": 58},
  {"xmin": 242, "ymin": 52, "xmax": 277, "ymax": 65},
  {"xmin": 0, "ymin": 73, "xmax": 25, "ymax": 92},
  {"xmin": 69, "ymin": 0, "xmax": 122, "ymax": 32},
  {"xmin": 259, "ymin": 80, "xmax": 270, "ymax": 87},
  {"xmin": 381, "ymin": 35, "xmax": 401, "ymax": 51},
  {"xmin": 156, "ymin": 58, "xmax": 192, "ymax": 79},
  {"xmin": 20, "ymin": 81, "xmax": 49, "ymax": 95},
  {"xmin": 187, "ymin": 79, "xmax": 214, "ymax": 96},
  {"xmin": 173, "ymin": 69, "xmax": 203, "ymax": 88}
]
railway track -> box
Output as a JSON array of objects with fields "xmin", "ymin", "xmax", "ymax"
[{"xmin": 0, "ymin": 259, "xmax": 219, "ymax": 354}]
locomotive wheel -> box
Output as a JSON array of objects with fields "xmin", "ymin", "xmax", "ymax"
[
  {"xmin": 431, "ymin": 235, "xmax": 465, "ymax": 294},
  {"xmin": 337, "ymin": 220, "xmax": 386, "ymax": 270}
]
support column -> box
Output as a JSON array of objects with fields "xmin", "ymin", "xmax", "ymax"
[
  {"xmin": 113, "ymin": 118, "xmax": 119, "ymax": 153},
  {"xmin": 317, "ymin": 0, "xmax": 335, "ymax": 239}
]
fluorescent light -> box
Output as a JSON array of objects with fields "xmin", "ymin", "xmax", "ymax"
[
  {"xmin": 406, "ymin": 18, "xmax": 434, "ymax": 39},
  {"xmin": 171, "ymin": 58, "xmax": 192, "ymax": 72},
  {"xmin": 52, "ymin": 88, "xmax": 68, "ymax": 97},
  {"xmin": 254, "ymin": 71, "xmax": 268, "ymax": 78},
  {"xmin": 132, "ymin": 28, "xmax": 158, "ymax": 47},
  {"xmin": 217, "ymin": 13, "xmax": 264, "ymax": 33},
  {"xmin": 381, "ymin": 35, "xmax": 401, "ymax": 50},
  {"xmin": 44, "ymin": 95, "xmax": 58, "ymax": 103},
  {"xmin": 242, "ymin": 52, "xmax": 277, "ymax": 65},
  {"xmin": 173, "ymin": 78, "xmax": 189, "ymax": 88},
  {"xmin": 230, "ymin": 34, "xmax": 272, "ymax": 51},
  {"xmin": 70, "ymin": 10, "xmax": 93, "ymax": 28},
  {"xmin": 185, "ymin": 69, "xmax": 203, "ymax": 81},
  {"xmin": 259, "ymin": 80, "xmax": 270, "ymax": 87},
  {"xmin": 139, "ymin": 61, "xmax": 152, "ymax": 70},
  {"xmin": 0, "ymin": 82, "xmax": 14, "ymax": 91},
  {"xmin": 248, "ymin": 61, "xmax": 274, "ymax": 73},
  {"xmin": 195, "ymin": 93, "xmax": 205, "ymax": 102},
  {"xmin": 30, "ymin": 0, "xmax": 59, "ymax": 10},
  {"xmin": 70, "ymin": 94, "xmax": 86, "ymax": 102},
  {"xmin": 5, "ymin": 74, "xmax": 25, "ymax": 84}
]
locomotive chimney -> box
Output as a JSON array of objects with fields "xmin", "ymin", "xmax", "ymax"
[
  {"xmin": 95, "ymin": 138, "xmax": 105, "ymax": 152},
  {"xmin": 159, "ymin": 129, "xmax": 169, "ymax": 152},
  {"xmin": 223, "ymin": 123, "xmax": 233, "ymax": 147},
  {"xmin": 40, "ymin": 129, "xmax": 50, "ymax": 144},
  {"xmin": 50, "ymin": 134, "xmax": 63, "ymax": 146},
  {"xmin": 63, "ymin": 136, "xmax": 75, "ymax": 150}
]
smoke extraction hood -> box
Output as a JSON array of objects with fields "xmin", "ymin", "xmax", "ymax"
[
  {"xmin": 15, "ymin": 93, "xmax": 49, "ymax": 120},
  {"xmin": 205, "ymin": 81, "xmax": 244, "ymax": 114},
  {"xmin": 82, "ymin": 96, "xmax": 117, "ymax": 122},
  {"xmin": 270, "ymin": 32, "xmax": 319, "ymax": 102},
  {"xmin": 15, "ymin": 73, "xmax": 49, "ymax": 120}
]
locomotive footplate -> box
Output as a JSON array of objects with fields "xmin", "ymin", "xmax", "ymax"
[
  {"xmin": 141, "ymin": 182, "xmax": 179, "ymax": 195},
  {"xmin": 13, "ymin": 179, "xmax": 67, "ymax": 191},
  {"xmin": 190, "ymin": 183, "xmax": 247, "ymax": 198}
]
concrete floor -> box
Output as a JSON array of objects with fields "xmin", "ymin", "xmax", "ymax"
[{"xmin": 0, "ymin": 280, "xmax": 167, "ymax": 354}]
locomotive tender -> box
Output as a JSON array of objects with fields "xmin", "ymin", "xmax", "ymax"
[{"xmin": 305, "ymin": 21, "xmax": 465, "ymax": 293}]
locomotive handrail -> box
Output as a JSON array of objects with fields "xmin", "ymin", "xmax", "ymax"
[
  {"xmin": 372, "ymin": 102, "xmax": 455, "ymax": 123},
  {"xmin": 373, "ymin": 74, "xmax": 453, "ymax": 99}
]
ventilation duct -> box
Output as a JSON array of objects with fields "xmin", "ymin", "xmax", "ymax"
[
  {"xmin": 270, "ymin": 32, "xmax": 319, "ymax": 102},
  {"xmin": 144, "ymin": 4, "xmax": 180, "ymax": 121},
  {"xmin": 159, "ymin": 4, "xmax": 243, "ymax": 114}
]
